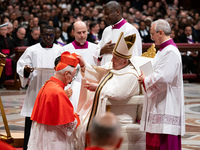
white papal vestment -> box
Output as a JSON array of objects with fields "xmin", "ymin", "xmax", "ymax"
[{"xmin": 75, "ymin": 62, "xmax": 140, "ymax": 150}]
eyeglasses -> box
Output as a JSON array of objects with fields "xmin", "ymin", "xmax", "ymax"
[
  {"xmin": 43, "ymin": 33, "xmax": 54, "ymax": 38},
  {"xmin": 150, "ymin": 31, "xmax": 160, "ymax": 37},
  {"xmin": 67, "ymin": 72, "xmax": 75, "ymax": 80}
]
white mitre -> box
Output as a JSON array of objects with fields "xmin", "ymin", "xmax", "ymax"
[{"xmin": 113, "ymin": 32, "xmax": 136, "ymax": 59}]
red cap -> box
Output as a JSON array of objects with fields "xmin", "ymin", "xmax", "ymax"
[{"xmin": 56, "ymin": 51, "xmax": 79, "ymax": 71}]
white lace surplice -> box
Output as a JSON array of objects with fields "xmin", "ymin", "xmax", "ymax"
[
  {"xmin": 140, "ymin": 45, "xmax": 185, "ymax": 136},
  {"xmin": 28, "ymin": 120, "xmax": 77, "ymax": 150}
]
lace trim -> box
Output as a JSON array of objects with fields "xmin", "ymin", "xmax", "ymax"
[
  {"xmin": 149, "ymin": 114, "xmax": 181, "ymax": 125},
  {"xmin": 58, "ymin": 120, "xmax": 77, "ymax": 130}
]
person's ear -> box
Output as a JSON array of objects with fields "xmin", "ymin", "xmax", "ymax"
[
  {"xmin": 116, "ymin": 137, "xmax": 123, "ymax": 149},
  {"xmin": 159, "ymin": 30, "xmax": 163, "ymax": 35},
  {"xmin": 65, "ymin": 71, "xmax": 69, "ymax": 78},
  {"xmin": 116, "ymin": 9, "xmax": 120, "ymax": 16},
  {"xmin": 72, "ymin": 30, "xmax": 75, "ymax": 36}
]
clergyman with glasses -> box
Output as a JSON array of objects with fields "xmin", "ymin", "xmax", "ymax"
[
  {"xmin": 138, "ymin": 19, "xmax": 185, "ymax": 150},
  {"xmin": 12, "ymin": 27, "xmax": 29, "ymax": 47},
  {"xmin": 27, "ymin": 51, "xmax": 80, "ymax": 150}
]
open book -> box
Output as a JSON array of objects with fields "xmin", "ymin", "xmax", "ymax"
[{"xmin": 130, "ymin": 56, "xmax": 153, "ymax": 76}]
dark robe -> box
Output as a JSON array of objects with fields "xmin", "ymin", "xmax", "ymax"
[{"xmin": 12, "ymin": 36, "xmax": 29, "ymax": 47}]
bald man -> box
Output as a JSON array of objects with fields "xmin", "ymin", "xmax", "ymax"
[
  {"xmin": 13, "ymin": 27, "xmax": 29, "ymax": 47},
  {"xmin": 85, "ymin": 112, "xmax": 123, "ymax": 150},
  {"xmin": 62, "ymin": 21, "xmax": 98, "ymax": 111},
  {"xmin": 96, "ymin": 1, "xmax": 142, "ymax": 66}
]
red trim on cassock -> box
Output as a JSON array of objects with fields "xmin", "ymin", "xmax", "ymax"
[
  {"xmin": 31, "ymin": 76, "xmax": 78, "ymax": 125},
  {"xmin": 74, "ymin": 113, "xmax": 80, "ymax": 128},
  {"xmin": 142, "ymin": 78, "xmax": 146, "ymax": 92},
  {"xmin": 85, "ymin": 147, "xmax": 106, "ymax": 150}
]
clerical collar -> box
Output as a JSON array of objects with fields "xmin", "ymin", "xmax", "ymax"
[
  {"xmin": 159, "ymin": 38, "xmax": 177, "ymax": 51},
  {"xmin": 112, "ymin": 18, "xmax": 127, "ymax": 29},
  {"xmin": 40, "ymin": 42, "xmax": 53, "ymax": 48},
  {"xmin": 187, "ymin": 35, "xmax": 192, "ymax": 39},
  {"xmin": 50, "ymin": 76, "xmax": 65, "ymax": 89},
  {"xmin": 72, "ymin": 40, "xmax": 88, "ymax": 49}
]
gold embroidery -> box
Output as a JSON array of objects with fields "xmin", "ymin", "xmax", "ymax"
[
  {"xmin": 141, "ymin": 43, "xmax": 156, "ymax": 58},
  {"xmin": 86, "ymin": 72, "xmax": 114, "ymax": 132}
]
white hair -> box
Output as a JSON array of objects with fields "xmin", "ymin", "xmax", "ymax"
[
  {"xmin": 56, "ymin": 65, "xmax": 74, "ymax": 75},
  {"xmin": 152, "ymin": 19, "xmax": 171, "ymax": 36},
  {"xmin": 8, "ymin": 22, "xmax": 13, "ymax": 28}
]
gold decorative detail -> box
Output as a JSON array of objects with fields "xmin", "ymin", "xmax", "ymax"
[
  {"xmin": 106, "ymin": 105, "xmax": 111, "ymax": 112},
  {"xmin": 0, "ymin": 52, "xmax": 6, "ymax": 78},
  {"xmin": 0, "ymin": 52, "xmax": 6, "ymax": 58},
  {"xmin": 113, "ymin": 32, "xmax": 136, "ymax": 59},
  {"xmin": 141, "ymin": 44, "xmax": 156, "ymax": 58},
  {"xmin": 124, "ymin": 34, "xmax": 136, "ymax": 50}
]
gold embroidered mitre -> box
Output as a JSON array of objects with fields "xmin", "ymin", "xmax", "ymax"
[
  {"xmin": 113, "ymin": 32, "xmax": 136, "ymax": 59},
  {"xmin": 141, "ymin": 43, "xmax": 156, "ymax": 58}
]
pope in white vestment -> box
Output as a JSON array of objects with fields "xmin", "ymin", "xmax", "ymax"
[{"xmin": 75, "ymin": 32, "xmax": 140, "ymax": 150}]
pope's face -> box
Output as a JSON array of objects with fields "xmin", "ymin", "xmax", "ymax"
[{"xmin": 111, "ymin": 54, "xmax": 127, "ymax": 70}]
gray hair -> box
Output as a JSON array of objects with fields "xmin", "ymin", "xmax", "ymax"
[
  {"xmin": 55, "ymin": 65, "xmax": 74, "ymax": 75},
  {"xmin": 31, "ymin": 27, "xmax": 40, "ymax": 33},
  {"xmin": 7, "ymin": 22, "xmax": 13, "ymax": 28},
  {"xmin": 152, "ymin": 19, "xmax": 171, "ymax": 36}
]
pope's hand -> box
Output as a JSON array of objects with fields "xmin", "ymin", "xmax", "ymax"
[
  {"xmin": 84, "ymin": 82, "xmax": 98, "ymax": 91},
  {"xmin": 77, "ymin": 55, "xmax": 85, "ymax": 68}
]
